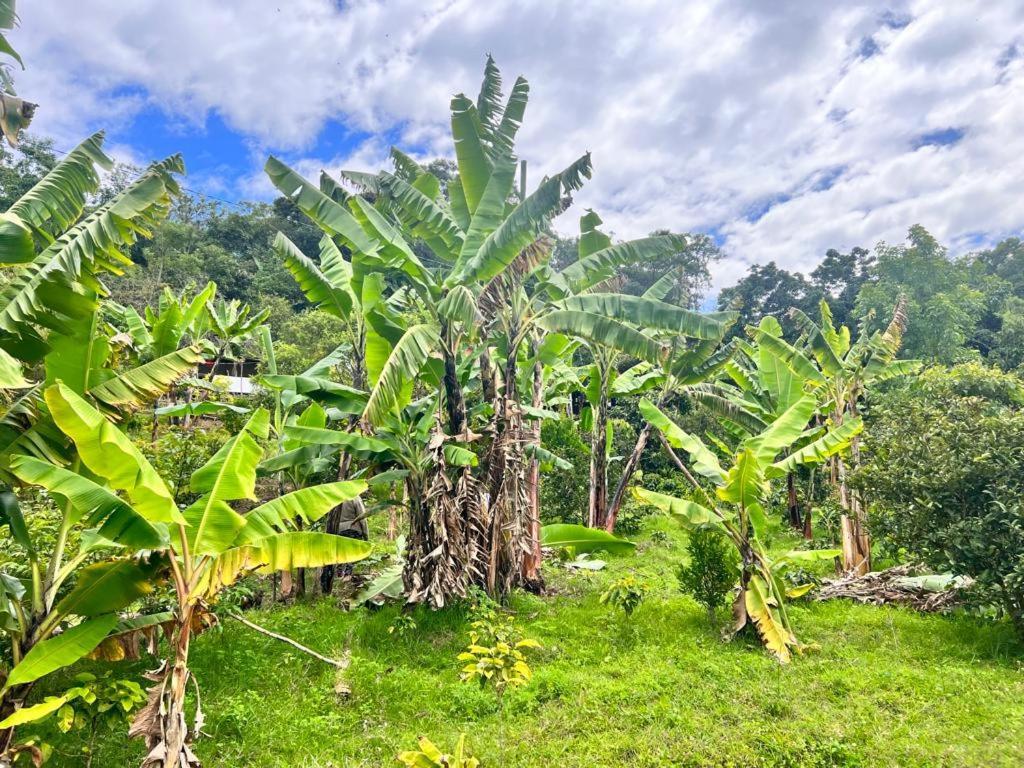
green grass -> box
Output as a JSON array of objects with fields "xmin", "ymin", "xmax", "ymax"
[{"xmin": 30, "ymin": 519, "xmax": 1024, "ymax": 767}]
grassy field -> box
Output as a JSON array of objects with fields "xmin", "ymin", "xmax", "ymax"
[{"xmin": 30, "ymin": 518, "xmax": 1024, "ymax": 767}]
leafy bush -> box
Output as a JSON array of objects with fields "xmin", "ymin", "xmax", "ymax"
[
  {"xmin": 539, "ymin": 416, "xmax": 590, "ymax": 525},
  {"xmin": 858, "ymin": 363, "xmax": 1024, "ymax": 631},
  {"xmin": 677, "ymin": 528, "xmax": 738, "ymax": 625}
]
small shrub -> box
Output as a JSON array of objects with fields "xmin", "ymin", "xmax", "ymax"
[
  {"xmin": 677, "ymin": 528, "xmax": 739, "ymax": 625},
  {"xmin": 611, "ymin": 496, "xmax": 652, "ymax": 536},
  {"xmin": 458, "ymin": 612, "xmax": 541, "ymax": 696},
  {"xmin": 649, "ymin": 530, "xmax": 672, "ymax": 548},
  {"xmin": 600, "ymin": 575, "xmax": 648, "ymax": 617},
  {"xmin": 398, "ymin": 734, "xmax": 479, "ymax": 768},
  {"xmin": 388, "ymin": 614, "xmax": 418, "ymax": 638},
  {"xmin": 24, "ymin": 672, "xmax": 147, "ymax": 768}
]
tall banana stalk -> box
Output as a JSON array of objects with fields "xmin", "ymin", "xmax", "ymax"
[
  {"xmin": 635, "ymin": 395, "xmax": 861, "ymax": 661},
  {"xmin": 747, "ymin": 298, "xmax": 919, "ymax": 573}
]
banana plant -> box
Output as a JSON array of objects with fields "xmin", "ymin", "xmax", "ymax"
[
  {"xmin": 685, "ymin": 315, "xmax": 818, "ymax": 534},
  {"xmin": 106, "ymin": 281, "xmax": 217, "ymax": 363},
  {"xmin": 6, "ymin": 383, "xmax": 370, "ymax": 767},
  {"xmin": 633, "ymin": 395, "xmax": 861, "ymax": 662},
  {"xmin": 747, "ymin": 298, "xmax": 919, "ymax": 572},
  {"xmin": 0, "ymin": 133, "xmax": 183, "ymax": 381},
  {"xmin": 203, "ymin": 297, "xmax": 270, "ymax": 377},
  {"xmin": 534, "ymin": 211, "xmax": 738, "ymax": 530},
  {"xmin": 263, "ymin": 57, "xmax": 723, "ymax": 605}
]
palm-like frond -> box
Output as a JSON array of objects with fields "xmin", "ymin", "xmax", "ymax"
[
  {"xmin": 363, "ymin": 324, "xmax": 440, "ymax": 426},
  {"xmin": 0, "ymin": 156, "xmax": 184, "ymax": 355},
  {"xmin": 0, "ymin": 132, "xmax": 111, "ymax": 263},
  {"xmin": 89, "ymin": 345, "xmax": 204, "ymax": 410},
  {"xmin": 538, "ymin": 310, "xmax": 666, "ymax": 365}
]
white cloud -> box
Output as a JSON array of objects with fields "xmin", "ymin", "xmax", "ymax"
[{"xmin": 11, "ymin": 0, "xmax": 1024, "ymax": 291}]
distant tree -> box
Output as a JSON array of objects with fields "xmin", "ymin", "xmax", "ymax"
[
  {"xmin": 0, "ymin": 133, "xmax": 55, "ymax": 209},
  {"xmin": 856, "ymin": 225, "xmax": 987, "ymax": 363},
  {"xmin": 717, "ymin": 261, "xmax": 819, "ymax": 335},
  {"xmin": 809, "ymin": 246, "xmax": 874, "ymax": 328},
  {"xmin": 972, "ymin": 237, "xmax": 1024, "ymax": 298}
]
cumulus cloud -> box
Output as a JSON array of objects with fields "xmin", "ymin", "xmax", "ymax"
[{"xmin": 10, "ymin": 0, "xmax": 1024, "ymax": 289}]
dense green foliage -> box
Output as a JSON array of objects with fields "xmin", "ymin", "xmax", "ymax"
[
  {"xmin": 858, "ymin": 363, "xmax": 1024, "ymax": 630},
  {"xmin": 720, "ymin": 225, "xmax": 1024, "ymax": 370}
]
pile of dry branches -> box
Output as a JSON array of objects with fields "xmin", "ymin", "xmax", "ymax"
[{"xmin": 816, "ymin": 564, "xmax": 969, "ymax": 613}]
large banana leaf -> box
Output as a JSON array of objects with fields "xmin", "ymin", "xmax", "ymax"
[
  {"xmin": 538, "ymin": 310, "xmax": 666, "ymax": 365},
  {"xmin": 455, "ymin": 154, "xmax": 591, "ymax": 286},
  {"xmin": 10, "ymin": 456, "xmax": 167, "ymax": 550},
  {"xmin": 203, "ymin": 532, "xmax": 372, "ymax": 594},
  {"xmin": 272, "ymin": 231, "xmax": 353, "ymax": 319},
  {"xmin": 6, "ymin": 614, "xmax": 118, "ymax": 687},
  {"xmin": 264, "ymin": 156, "xmax": 379, "ymax": 255},
  {"xmin": 0, "ymin": 132, "xmax": 110, "ymax": 264},
  {"xmin": 788, "ymin": 307, "xmax": 844, "ymax": 376},
  {"xmin": 449, "ymin": 94, "xmax": 492, "ymax": 213},
  {"xmin": 556, "ymin": 235, "xmax": 688, "ymax": 294},
  {"xmin": 475, "ymin": 55, "xmax": 504, "ymax": 140},
  {"xmin": 632, "ymin": 488, "xmax": 723, "ymax": 529},
  {"xmin": 717, "ymin": 449, "xmax": 767, "ymax": 510},
  {"xmin": 749, "ymin": 325, "xmax": 823, "ymax": 385},
  {"xmin": 556, "ymin": 293, "xmax": 726, "ymax": 340},
  {"xmin": 745, "ymin": 574, "xmax": 793, "ymax": 663},
  {"xmin": 236, "ymin": 480, "xmax": 367, "ymax": 544},
  {"xmin": 0, "ymin": 158, "xmax": 182, "ymax": 352},
  {"xmin": 769, "ymin": 417, "xmax": 863, "ymax": 476},
  {"xmin": 0, "ymin": 345, "xmax": 26, "ymax": 388},
  {"xmin": 743, "ymin": 395, "xmax": 817, "ymax": 463},
  {"xmin": 55, "ymin": 559, "xmax": 154, "ymax": 617},
  {"xmin": 492, "ymin": 75, "xmax": 529, "ymax": 157},
  {"xmin": 282, "ymin": 425, "xmax": 391, "ymax": 458},
  {"xmin": 89, "ymin": 345, "xmax": 203, "ymax": 409},
  {"xmin": 453, "ymin": 154, "xmax": 517, "ymax": 274},
  {"xmin": 45, "ymin": 382, "xmax": 181, "ymax": 524},
  {"xmin": 363, "ymin": 324, "xmax": 439, "ymax": 426},
  {"xmin": 348, "ymin": 197, "xmax": 430, "ymax": 287},
  {"xmin": 185, "ymin": 409, "xmax": 269, "ymax": 555},
  {"xmin": 260, "ymin": 375, "xmax": 366, "ymax": 414},
  {"xmin": 638, "ymin": 399, "xmax": 725, "ymax": 483},
  {"xmin": 0, "ymin": 695, "xmax": 73, "ymax": 729},
  {"xmin": 378, "ymin": 172, "xmax": 463, "ymax": 257},
  {"xmin": 539, "ymin": 524, "xmax": 635, "ymax": 554}
]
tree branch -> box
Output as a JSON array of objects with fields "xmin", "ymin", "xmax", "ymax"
[{"xmin": 228, "ymin": 612, "xmax": 347, "ymax": 668}]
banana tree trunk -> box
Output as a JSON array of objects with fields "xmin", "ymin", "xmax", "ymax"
[
  {"xmin": 837, "ymin": 425, "xmax": 870, "ymax": 574},
  {"xmin": 160, "ymin": 619, "xmax": 195, "ymax": 768},
  {"xmin": 521, "ymin": 351, "xmax": 544, "ymax": 587},
  {"xmin": 587, "ymin": 378, "xmax": 609, "ymax": 530},
  {"xmin": 605, "ymin": 421, "xmax": 652, "ymax": 533},
  {"xmin": 786, "ymin": 472, "xmax": 802, "ymax": 531},
  {"xmin": 440, "ymin": 324, "xmax": 467, "ymax": 436},
  {"xmin": 131, "ymin": 604, "xmax": 199, "ymax": 768}
]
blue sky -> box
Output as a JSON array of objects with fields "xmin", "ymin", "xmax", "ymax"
[{"xmin": 11, "ymin": 0, "xmax": 1024, "ymax": 289}]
